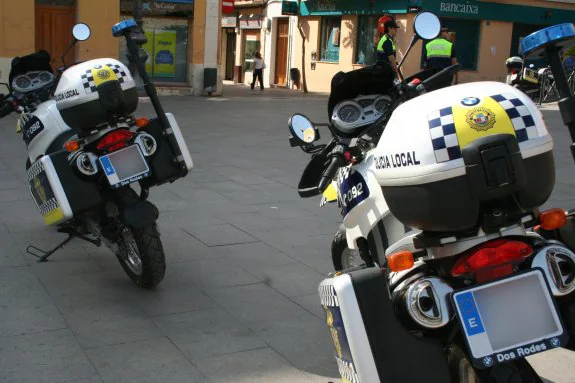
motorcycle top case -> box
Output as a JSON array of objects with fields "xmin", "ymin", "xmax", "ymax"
[
  {"xmin": 54, "ymin": 58, "xmax": 138, "ymax": 130},
  {"xmin": 319, "ymin": 267, "xmax": 450, "ymax": 383},
  {"xmin": 27, "ymin": 151, "xmax": 102, "ymax": 226},
  {"xmin": 372, "ymin": 81, "xmax": 555, "ymax": 232}
]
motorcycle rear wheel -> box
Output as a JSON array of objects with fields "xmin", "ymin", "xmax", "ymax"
[{"xmin": 117, "ymin": 224, "xmax": 166, "ymax": 288}]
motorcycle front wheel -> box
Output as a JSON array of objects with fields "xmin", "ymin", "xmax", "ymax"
[
  {"xmin": 331, "ymin": 231, "xmax": 365, "ymax": 271},
  {"xmin": 116, "ymin": 224, "xmax": 166, "ymax": 288}
]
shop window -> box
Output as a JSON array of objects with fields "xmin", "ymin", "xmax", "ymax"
[
  {"xmin": 119, "ymin": 16, "xmax": 189, "ymax": 83},
  {"xmin": 355, "ymin": 16, "xmax": 379, "ymax": 65},
  {"xmin": 319, "ymin": 16, "xmax": 342, "ymax": 62},
  {"xmin": 421, "ymin": 18, "xmax": 480, "ymax": 71}
]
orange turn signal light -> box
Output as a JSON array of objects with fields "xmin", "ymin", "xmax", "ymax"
[
  {"xmin": 539, "ymin": 208, "xmax": 568, "ymax": 231},
  {"xmin": 387, "ymin": 251, "xmax": 414, "ymax": 272},
  {"xmin": 64, "ymin": 140, "xmax": 80, "ymax": 152},
  {"xmin": 135, "ymin": 117, "xmax": 150, "ymax": 128}
]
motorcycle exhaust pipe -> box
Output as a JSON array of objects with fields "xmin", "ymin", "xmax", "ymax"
[
  {"xmin": 70, "ymin": 151, "xmax": 99, "ymax": 177},
  {"xmin": 531, "ymin": 244, "xmax": 575, "ymax": 297},
  {"xmin": 396, "ymin": 276, "xmax": 455, "ymax": 330},
  {"xmin": 134, "ymin": 132, "xmax": 157, "ymax": 157}
]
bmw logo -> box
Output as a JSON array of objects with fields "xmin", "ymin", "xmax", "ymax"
[
  {"xmin": 551, "ymin": 338, "xmax": 560, "ymax": 347},
  {"xmin": 483, "ymin": 356, "xmax": 494, "ymax": 367},
  {"xmin": 461, "ymin": 97, "xmax": 480, "ymax": 106}
]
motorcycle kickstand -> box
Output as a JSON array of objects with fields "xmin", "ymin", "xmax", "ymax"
[{"xmin": 26, "ymin": 229, "xmax": 102, "ymax": 263}]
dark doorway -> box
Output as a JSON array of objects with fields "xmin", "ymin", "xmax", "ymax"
[{"xmin": 225, "ymin": 31, "xmax": 236, "ymax": 81}]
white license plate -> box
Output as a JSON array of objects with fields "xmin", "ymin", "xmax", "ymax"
[
  {"xmin": 98, "ymin": 145, "xmax": 150, "ymax": 188},
  {"xmin": 452, "ymin": 269, "xmax": 567, "ymax": 369}
]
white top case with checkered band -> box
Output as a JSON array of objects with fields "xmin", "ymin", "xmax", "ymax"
[
  {"xmin": 54, "ymin": 58, "xmax": 135, "ymax": 112},
  {"xmin": 372, "ymin": 81, "xmax": 553, "ymax": 187}
]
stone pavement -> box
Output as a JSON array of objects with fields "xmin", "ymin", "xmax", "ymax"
[{"xmin": 0, "ymin": 86, "xmax": 573, "ymax": 382}]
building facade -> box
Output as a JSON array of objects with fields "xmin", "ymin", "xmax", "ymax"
[
  {"xmin": 221, "ymin": 0, "xmax": 300, "ymax": 89},
  {"xmin": 292, "ymin": 0, "xmax": 575, "ymax": 93},
  {"xmin": 0, "ymin": 0, "xmax": 223, "ymax": 96}
]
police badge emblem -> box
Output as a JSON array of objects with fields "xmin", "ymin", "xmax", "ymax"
[{"xmin": 466, "ymin": 107, "xmax": 496, "ymax": 132}]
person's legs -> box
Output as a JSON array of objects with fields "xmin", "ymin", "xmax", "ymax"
[
  {"xmin": 258, "ymin": 69, "xmax": 264, "ymax": 90},
  {"xmin": 251, "ymin": 71, "xmax": 256, "ymax": 90}
]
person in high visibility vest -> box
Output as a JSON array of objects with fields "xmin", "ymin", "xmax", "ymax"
[
  {"xmin": 376, "ymin": 20, "xmax": 401, "ymax": 80},
  {"xmin": 423, "ymin": 27, "xmax": 459, "ymax": 84}
]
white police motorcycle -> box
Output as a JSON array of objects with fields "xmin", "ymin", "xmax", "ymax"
[
  {"xmin": 289, "ymin": 12, "xmax": 575, "ymax": 382},
  {"xmin": 0, "ymin": 21, "xmax": 193, "ymax": 288}
]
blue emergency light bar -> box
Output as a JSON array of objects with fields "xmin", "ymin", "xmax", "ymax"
[
  {"xmin": 520, "ymin": 23, "xmax": 575, "ymax": 57},
  {"xmin": 112, "ymin": 19, "xmax": 137, "ymax": 37}
]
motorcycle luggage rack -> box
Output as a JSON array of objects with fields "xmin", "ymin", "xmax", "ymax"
[{"xmin": 26, "ymin": 227, "xmax": 101, "ymax": 263}]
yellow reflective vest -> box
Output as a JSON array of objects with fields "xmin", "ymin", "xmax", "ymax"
[
  {"xmin": 425, "ymin": 38, "xmax": 453, "ymax": 59},
  {"xmin": 377, "ymin": 34, "xmax": 396, "ymax": 53}
]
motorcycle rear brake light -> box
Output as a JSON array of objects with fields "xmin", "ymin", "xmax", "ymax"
[
  {"xmin": 96, "ymin": 129, "xmax": 134, "ymax": 153},
  {"xmin": 451, "ymin": 240, "xmax": 533, "ymax": 281},
  {"xmin": 409, "ymin": 78, "xmax": 422, "ymax": 86}
]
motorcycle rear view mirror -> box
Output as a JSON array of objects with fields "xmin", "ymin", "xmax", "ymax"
[
  {"xmin": 61, "ymin": 23, "xmax": 91, "ymax": 68},
  {"xmin": 289, "ymin": 113, "xmax": 321, "ymax": 147},
  {"xmin": 413, "ymin": 11, "xmax": 441, "ymax": 41},
  {"xmin": 72, "ymin": 23, "xmax": 91, "ymax": 41}
]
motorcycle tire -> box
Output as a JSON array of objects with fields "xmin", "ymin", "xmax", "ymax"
[
  {"xmin": 117, "ymin": 224, "xmax": 166, "ymax": 289},
  {"xmin": 331, "ymin": 230, "xmax": 365, "ymax": 271},
  {"xmin": 447, "ymin": 344, "xmax": 542, "ymax": 383}
]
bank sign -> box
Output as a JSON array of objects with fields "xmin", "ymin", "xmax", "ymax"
[
  {"xmin": 439, "ymin": 2, "xmax": 479, "ymax": 15},
  {"xmin": 423, "ymin": 0, "xmax": 575, "ymax": 24}
]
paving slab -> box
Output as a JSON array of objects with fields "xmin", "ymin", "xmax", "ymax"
[
  {"xmin": 0, "ymin": 329, "xmax": 98, "ymax": 383},
  {"xmin": 85, "ymin": 337, "xmax": 205, "ymax": 383},
  {"xmin": 152, "ymin": 308, "xmax": 266, "ymax": 360}
]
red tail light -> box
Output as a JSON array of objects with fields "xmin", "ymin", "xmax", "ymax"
[
  {"xmin": 96, "ymin": 130, "xmax": 134, "ymax": 153},
  {"xmin": 511, "ymin": 69, "xmax": 519, "ymax": 74},
  {"xmin": 451, "ymin": 240, "xmax": 533, "ymax": 283},
  {"xmin": 409, "ymin": 78, "xmax": 421, "ymax": 86}
]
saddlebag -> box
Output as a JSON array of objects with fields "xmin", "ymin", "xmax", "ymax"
[
  {"xmin": 139, "ymin": 113, "xmax": 193, "ymax": 188},
  {"xmin": 319, "ymin": 267, "xmax": 451, "ymax": 383},
  {"xmin": 27, "ymin": 151, "xmax": 102, "ymax": 226}
]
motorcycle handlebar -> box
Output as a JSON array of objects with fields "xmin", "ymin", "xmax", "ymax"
[
  {"xmin": 318, "ymin": 151, "xmax": 345, "ymax": 193},
  {"xmin": 420, "ymin": 64, "xmax": 461, "ymax": 93}
]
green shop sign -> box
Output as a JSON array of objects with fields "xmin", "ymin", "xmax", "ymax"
[
  {"xmin": 300, "ymin": 0, "xmax": 408, "ymax": 16},
  {"xmin": 421, "ymin": 0, "xmax": 575, "ymax": 25}
]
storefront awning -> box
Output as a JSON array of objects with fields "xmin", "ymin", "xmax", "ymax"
[
  {"xmin": 300, "ymin": 0, "xmax": 408, "ymax": 16},
  {"xmin": 420, "ymin": 0, "xmax": 575, "ymax": 25},
  {"xmin": 120, "ymin": 0, "xmax": 194, "ymax": 17}
]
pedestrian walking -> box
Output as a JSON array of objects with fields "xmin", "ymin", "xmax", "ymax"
[
  {"xmin": 423, "ymin": 27, "xmax": 458, "ymax": 84},
  {"xmin": 251, "ymin": 52, "xmax": 266, "ymax": 91}
]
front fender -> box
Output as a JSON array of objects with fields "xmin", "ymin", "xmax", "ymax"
[{"xmin": 113, "ymin": 187, "xmax": 159, "ymax": 229}]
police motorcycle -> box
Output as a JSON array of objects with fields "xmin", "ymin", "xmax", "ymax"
[
  {"xmin": 316, "ymin": 22, "xmax": 454, "ymax": 272},
  {"xmin": 289, "ymin": 12, "xmax": 575, "ymax": 383},
  {"xmin": 0, "ymin": 20, "xmax": 193, "ymax": 289},
  {"xmin": 505, "ymin": 56, "xmax": 541, "ymax": 102}
]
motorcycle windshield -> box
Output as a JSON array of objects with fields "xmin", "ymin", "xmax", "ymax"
[{"xmin": 9, "ymin": 50, "xmax": 53, "ymax": 86}]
